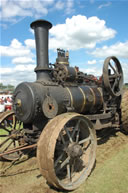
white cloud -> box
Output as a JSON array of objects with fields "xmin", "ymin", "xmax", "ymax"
[
  {"xmin": 25, "ymin": 14, "xmax": 116, "ymax": 51},
  {"xmin": 66, "ymin": 0, "xmax": 74, "ymax": 14},
  {"xmin": 122, "ymin": 62, "xmax": 128, "ymax": 83},
  {"xmin": 24, "ymin": 39, "xmax": 35, "ymax": 49},
  {"xmin": 0, "ymin": 64, "xmax": 36, "ymax": 86},
  {"xmin": 0, "ymin": 0, "xmax": 54, "ymax": 22},
  {"xmin": 0, "ymin": 38, "xmax": 36, "ymax": 85},
  {"xmin": 88, "ymin": 59, "xmax": 97, "ymax": 65},
  {"xmin": 49, "ymin": 15, "xmax": 116, "ymax": 50},
  {"xmin": 55, "ymin": 1, "xmax": 64, "ymax": 10},
  {"xmin": 0, "ymin": 0, "xmax": 75, "ymax": 24},
  {"xmin": 0, "ymin": 39, "xmax": 33, "ymax": 57},
  {"xmin": 80, "ymin": 67, "xmax": 102, "ymax": 77},
  {"xmin": 98, "ymin": 2, "xmax": 111, "ymax": 9},
  {"xmin": 91, "ymin": 41, "xmax": 128, "ymax": 58},
  {"xmin": 12, "ymin": 57, "xmax": 35, "ymax": 64}
]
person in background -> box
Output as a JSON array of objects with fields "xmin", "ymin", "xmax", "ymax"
[{"xmin": 0, "ymin": 98, "xmax": 5, "ymax": 113}]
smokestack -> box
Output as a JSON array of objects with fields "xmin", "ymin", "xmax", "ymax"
[{"xmin": 30, "ymin": 19, "xmax": 52, "ymax": 80}]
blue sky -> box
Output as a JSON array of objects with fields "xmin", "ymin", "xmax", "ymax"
[{"xmin": 0, "ymin": 0, "xmax": 128, "ymax": 86}]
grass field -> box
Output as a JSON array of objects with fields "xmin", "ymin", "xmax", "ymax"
[{"xmin": 77, "ymin": 142, "xmax": 128, "ymax": 193}]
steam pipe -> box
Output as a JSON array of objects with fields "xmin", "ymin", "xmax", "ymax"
[{"xmin": 30, "ymin": 19, "xmax": 52, "ymax": 80}]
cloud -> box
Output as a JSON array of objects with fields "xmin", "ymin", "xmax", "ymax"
[
  {"xmin": 12, "ymin": 57, "xmax": 35, "ymax": 64},
  {"xmin": 0, "ymin": 39, "xmax": 33, "ymax": 57},
  {"xmin": 98, "ymin": 2, "xmax": 111, "ymax": 9},
  {"xmin": 0, "ymin": 38, "xmax": 36, "ymax": 85},
  {"xmin": 0, "ymin": 0, "xmax": 75, "ymax": 24},
  {"xmin": 49, "ymin": 15, "xmax": 116, "ymax": 50},
  {"xmin": 80, "ymin": 66, "xmax": 102, "ymax": 77},
  {"xmin": 24, "ymin": 14, "xmax": 116, "ymax": 51},
  {"xmin": 55, "ymin": 1, "xmax": 65, "ymax": 10},
  {"xmin": 24, "ymin": 39, "xmax": 35, "ymax": 49},
  {"xmin": 0, "ymin": 65, "xmax": 36, "ymax": 86},
  {"xmin": 91, "ymin": 41, "xmax": 128, "ymax": 58},
  {"xmin": 0, "ymin": 0, "xmax": 54, "ymax": 22},
  {"xmin": 66, "ymin": 0, "xmax": 74, "ymax": 14},
  {"xmin": 87, "ymin": 59, "xmax": 97, "ymax": 65},
  {"xmin": 122, "ymin": 62, "xmax": 128, "ymax": 83}
]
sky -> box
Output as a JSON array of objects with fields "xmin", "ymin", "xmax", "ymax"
[{"xmin": 0, "ymin": 0, "xmax": 128, "ymax": 86}]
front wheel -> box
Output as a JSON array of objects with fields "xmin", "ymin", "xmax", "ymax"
[{"xmin": 37, "ymin": 113, "xmax": 97, "ymax": 190}]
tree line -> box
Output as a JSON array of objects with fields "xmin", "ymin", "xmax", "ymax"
[{"xmin": 0, "ymin": 83, "xmax": 15, "ymax": 91}]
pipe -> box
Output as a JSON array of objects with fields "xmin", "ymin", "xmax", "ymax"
[{"xmin": 30, "ymin": 19, "xmax": 52, "ymax": 80}]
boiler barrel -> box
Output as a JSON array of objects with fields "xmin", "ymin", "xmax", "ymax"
[
  {"xmin": 66, "ymin": 86, "xmax": 103, "ymax": 113},
  {"xmin": 13, "ymin": 82, "xmax": 103, "ymax": 124}
]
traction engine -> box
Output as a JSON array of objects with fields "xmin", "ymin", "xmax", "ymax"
[{"xmin": 0, "ymin": 19, "xmax": 127, "ymax": 191}]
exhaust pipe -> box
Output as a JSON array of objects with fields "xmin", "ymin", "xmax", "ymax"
[{"xmin": 30, "ymin": 19, "xmax": 52, "ymax": 80}]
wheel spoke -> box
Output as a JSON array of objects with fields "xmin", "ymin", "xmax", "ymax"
[
  {"xmin": 54, "ymin": 152, "xmax": 65, "ymax": 168},
  {"xmin": 112, "ymin": 79, "xmax": 117, "ymax": 91},
  {"xmin": 0, "ymin": 125, "xmax": 10, "ymax": 133},
  {"xmin": 76, "ymin": 128, "xmax": 80, "ymax": 143},
  {"xmin": 3, "ymin": 140, "xmax": 13, "ymax": 152},
  {"xmin": 109, "ymin": 62, "xmax": 118, "ymax": 75},
  {"xmin": 83, "ymin": 141, "xmax": 91, "ymax": 152},
  {"xmin": 56, "ymin": 156, "xmax": 70, "ymax": 173},
  {"xmin": 109, "ymin": 74, "xmax": 117, "ymax": 79},
  {"xmin": 59, "ymin": 132, "xmax": 66, "ymax": 144},
  {"xmin": 71, "ymin": 119, "xmax": 81, "ymax": 140},
  {"xmin": 0, "ymin": 136, "xmax": 12, "ymax": 148},
  {"xmin": 64, "ymin": 127, "xmax": 73, "ymax": 143},
  {"xmin": 6, "ymin": 119, "xmax": 13, "ymax": 127},
  {"xmin": 0, "ymin": 134, "xmax": 9, "ymax": 137},
  {"xmin": 67, "ymin": 163, "xmax": 72, "ymax": 182},
  {"xmin": 79, "ymin": 136, "xmax": 91, "ymax": 145},
  {"xmin": 18, "ymin": 121, "xmax": 22, "ymax": 130},
  {"xmin": 12, "ymin": 115, "xmax": 16, "ymax": 129},
  {"xmin": 13, "ymin": 140, "xmax": 16, "ymax": 147}
]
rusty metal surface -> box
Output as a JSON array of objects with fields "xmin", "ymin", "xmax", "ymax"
[
  {"xmin": 0, "ymin": 143, "xmax": 37, "ymax": 157},
  {"xmin": 37, "ymin": 112, "xmax": 97, "ymax": 190}
]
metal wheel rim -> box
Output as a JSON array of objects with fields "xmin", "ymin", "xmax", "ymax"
[
  {"xmin": 0, "ymin": 111, "xmax": 23, "ymax": 161},
  {"xmin": 37, "ymin": 113, "xmax": 97, "ymax": 190},
  {"xmin": 103, "ymin": 56, "xmax": 123, "ymax": 97}
]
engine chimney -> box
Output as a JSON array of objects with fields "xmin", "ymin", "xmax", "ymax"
[{"xmin": 30, "ymin": 19, "xmax": 52, "ymax": 80}]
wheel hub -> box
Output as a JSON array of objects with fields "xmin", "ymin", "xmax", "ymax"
[
  {"xmin": 67, "ymin": 143, "xmax": 83, "ymax": 158},
  {"xmin": 10, "ymin": 130, "xmax": 22, "ymax": 140}
]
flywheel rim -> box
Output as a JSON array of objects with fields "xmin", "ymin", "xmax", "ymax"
[
  {"xmin": 103, "ymin": 56, "xmax": 123, "ymax": 97},
  {"xmin": 37, "ymin": 113, "xmax": 97, "ymax": 190}
]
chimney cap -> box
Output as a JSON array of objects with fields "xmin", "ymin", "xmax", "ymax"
[{"xmin": 30, "ymin": 19, "xmax": 52, "ymax": 30}]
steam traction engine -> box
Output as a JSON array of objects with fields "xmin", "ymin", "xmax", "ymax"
[{"xmin": 0, "ymin": 19, "xmax": 128, "ymax": 190}]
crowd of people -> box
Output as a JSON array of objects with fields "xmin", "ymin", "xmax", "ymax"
[{"xmin": 0, "ymin": 95, "xmax": 12, "ymax": 113}]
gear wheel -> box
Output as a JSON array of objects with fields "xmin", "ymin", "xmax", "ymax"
[{"xmin": 121, "ymin": 90, "xmax": 128, "ymax": 132}]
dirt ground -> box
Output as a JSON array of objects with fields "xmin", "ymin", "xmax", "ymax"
[{"xmin": 0, "ymin": 127, "xmax": 128, "ymax": 193}]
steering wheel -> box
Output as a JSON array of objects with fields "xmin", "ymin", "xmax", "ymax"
[{"xmin": 103, "ymin": 56, "xmax": 123, "ymax": 97}]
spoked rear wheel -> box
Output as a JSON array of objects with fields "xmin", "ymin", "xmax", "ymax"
[
  {"xmin": 37, "ymin": 113, "xmax": 97, "ymax": 190},
  {"xmin": 0, "ymin": 111, "xmax": 24, "ymax": 161}
]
